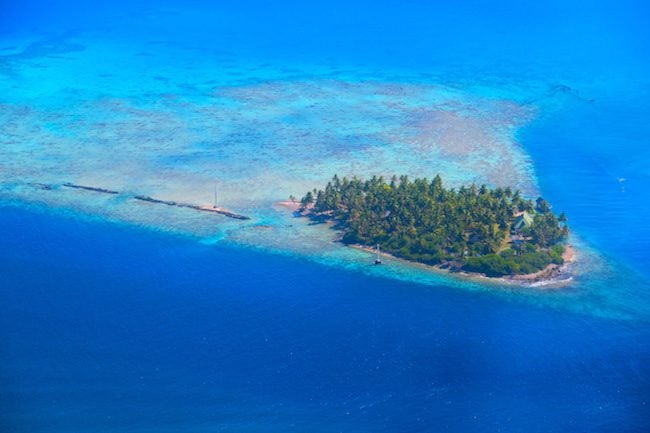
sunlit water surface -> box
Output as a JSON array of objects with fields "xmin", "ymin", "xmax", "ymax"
[{"xmin": 1, "ymin": 1, "xmax": 650, "ymax": 432}]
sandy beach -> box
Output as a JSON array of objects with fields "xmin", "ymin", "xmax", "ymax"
[{"xmin": 274, "ymin": 200, "xmax": 302, "ymax": 211}]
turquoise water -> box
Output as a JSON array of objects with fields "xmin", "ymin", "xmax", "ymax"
[{"xmin": 2, "ymin": 1, "xmax": 650, "ymax": 431}]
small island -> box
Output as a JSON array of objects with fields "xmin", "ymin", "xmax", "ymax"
[{"xmin": 297, "ymin": 174, "xmax": 571, "ymax": 279}]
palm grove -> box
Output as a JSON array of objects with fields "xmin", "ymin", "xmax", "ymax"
[{"xmin": 299, "ymin": 174, "xmax": 569, "ymax": 277}]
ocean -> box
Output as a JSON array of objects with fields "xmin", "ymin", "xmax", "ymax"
[{"xmin": 1, "ymin": 1, "xmax": 650, "ymax": 432}]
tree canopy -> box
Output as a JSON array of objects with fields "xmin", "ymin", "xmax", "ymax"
[{"xmin": 300, "ymin": 174, "xmax": 569, "ymax": 277}]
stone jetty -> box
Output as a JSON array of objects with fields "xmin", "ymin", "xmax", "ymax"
[{"xmin": 24, "ymin": 182, "xmax": 251, "ymax": 221}]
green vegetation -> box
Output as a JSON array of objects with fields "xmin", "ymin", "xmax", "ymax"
[{"xmin": 299, "ymin": 174, "xmax": 569, "ymax": 277}]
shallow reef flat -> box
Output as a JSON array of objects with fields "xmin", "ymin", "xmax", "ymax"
[
  {"xmin": 0, "ymin": 78, "xmax": 539, "ymax": 264},
  {"xmin": 0, "ymin": 33, "xmax": 553, "ymax": 299},
  {"xmin": 1, "ymin": 31, "xmax": 583, "ymax": 304},
  {"xmin": 2, "ymin": 17, "xmax": 650, "ymax": 323},
  {"xmin": 0, "ymin": 78, "xmax": 538, "ymax": 215}
]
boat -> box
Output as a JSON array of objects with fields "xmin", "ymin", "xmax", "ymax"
[{"xmin": 374, "ymin": 244, "xmax": 382, "ymax": 265}]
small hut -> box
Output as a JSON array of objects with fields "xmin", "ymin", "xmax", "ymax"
[{"xmin": 513, "ymin": 212, "xmax": 534, "ymax": 231}]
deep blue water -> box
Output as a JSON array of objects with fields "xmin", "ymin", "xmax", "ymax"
[
  {"xmin": 2, "ymin": 205, "xmax": 649, "ymax": 433},
  {"xmin": 523, "ymin": 94, "xmax": 650, "ymax": 270},
  {"xmin": 2, "ymin": 0, "xmax": 650, "ymax": 432}
]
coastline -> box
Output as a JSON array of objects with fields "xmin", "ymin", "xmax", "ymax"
[
  {"xmin": 276, "ymin": 200, "xmax": 578, "ymax": 288},
  {"xmin": 275, "ymin": 200, "xmax": 302, "ymax": 211},
  {"xmin": 350, "ymin": 243, "xmax": 577, "ymax": 288},
  {"xmin": 4, "ymin": 187, "xmax": 577, "ymax": 288}
]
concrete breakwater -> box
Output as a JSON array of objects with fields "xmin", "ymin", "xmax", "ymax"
[
  {"xmin": 133, "ymin": 195, "xmax": 250, "ymax": 220},
  {"xmin": 63, "ymin": 183, "xmax": 119, "ymax": 194},
  {"xmin": 21, "ymin": 182, "xmax": 250, "ymax": 221}
]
